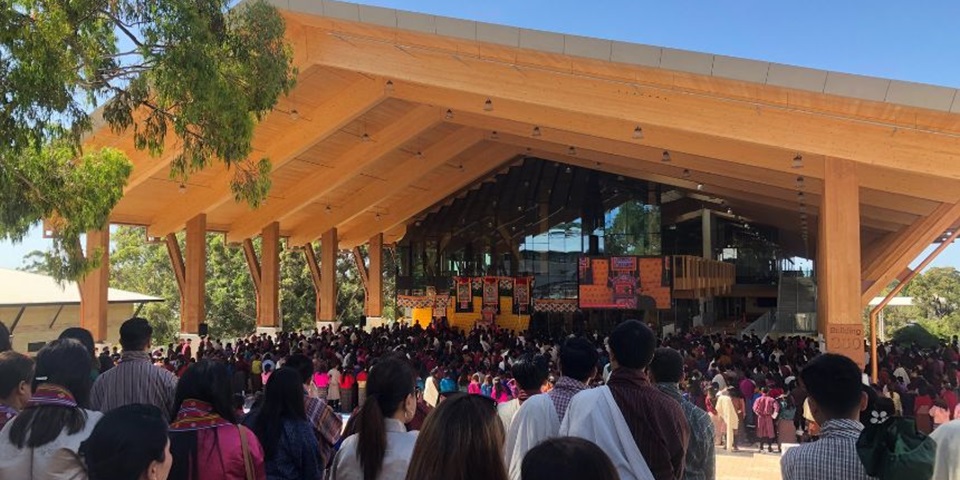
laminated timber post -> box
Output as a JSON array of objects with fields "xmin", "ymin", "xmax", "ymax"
[
  {"xmin": 319, "ymin": 228, "xmax": 338, "ymax": 322},
  {"xmin": 367, "ymin": 234, "xmax": 383, "ymax": 318},
  {"xmin": 817, "ymin": 158, "xmax": 864, "ymax": 368},
  {"xmin": 241, "ymin": 222, "xmax": 281, "ymax": 328},
  {"xmin": 182, "ymin": 215, "xmax": 206, "ymax": 334},
  {"xmin": 78, "ymin": 229, "xmax": 110, "ymax": 342}
]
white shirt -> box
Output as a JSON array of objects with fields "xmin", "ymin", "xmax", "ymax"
[
  {"xmin": 498, "ymin": 398, "xmax": 521, "ymax": 432},
  {"xmin": 0, "ymin": 409, "xmax": 104, "ymax": 480},
  {"xmin": 504, "ymin": 394, "xmax": 560, "ymax": 480},
  {"xmin": 330, "ymin": 419, "xmax": 418, "ymax": 480}
]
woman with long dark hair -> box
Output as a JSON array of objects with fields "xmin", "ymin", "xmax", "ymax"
[
  {"xmin": 403, "ymin": 393, "xmax": 508, "ymax": 480},
  {"xmin": 59, "ymin": 326, "xmax": 100, "ymax": 381},
  {"xmin": 168, "ymin": 360, "xmax": 265, "ymax": 480},
  {"xmin": 0, "ymin": 339, "xmax": 103, "ymax": 479},
  {"xmin": 82, "ymin": 404, "xmax": 172, "ymax": 480},
  {"xmin": 330, "ymin": 356, "xmax": 418, "ymax": 480},
  {"xmin": 244, "ymin": 367, "xmax": 321, "ymax": 480}
]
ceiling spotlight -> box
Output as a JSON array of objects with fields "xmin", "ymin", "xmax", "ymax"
[
  {"xmin": 799, "ymin": 204, "xmax": 807, "ymax": 213},
  {"xmin": 458, "ymin": 164, "xmax": 465, "ymax": 171},
  {"xmin": 178, "ymin": 183, "xmax": 187, "ymax": 194},
  {"xmin": 696, "ymin": 183, "xmax": 704, "ymax": 191},
  {"xmin": 617, "ymin": 175, "xmax": 625, "ymax": 181},
  {"xmin": 491, "ymin": 130, "xmax": 499, "ymax": 140},
  {"xmin": 517, "ymin": 205, "xmax": 523, "ymax": 212},
  {"xmin": 444, "ymin": 109, "xmax": 454, "ymax": 120},
  {"xmin": 565, "ymin": 166, "xmax": 573, "ymax": 174},
  {"xmin": 682, "ymin": 169, "xmax": 691, "ymax": 179},
  {"xmin": 385, "ymin": 80, "xmax": 395, "ymax": 93},
  {"xmin": 415, "ymin": 150, "xmax": 424, "ymax": 159},
  {"xmin": 792, "ymin": 153, "xmax": 803, "ymax": 169},
  {"xmin": 662, "ymin": 150, "xmax": 671, "ymax": 163},
  {"xmin": 325, "ymin": 205, "xmax": 332, "ymax": 214},
  {"xmin": 633, "ymin": 126, "xmax": 644, "ymax": 139},
  {"xmin": 415, "ymin": 221, "xmax": 422, "ymax": 227},
  {"xmin": 484, "ymin": 98, "xmax": 494, "ymax": 111},
  {"xmin": 568, "ymin": 146, "xmax": 577, "ymax": 156},
  {"xmin": 289, "ymin": 109, "xmax": 300, "ymax": 120},
  {"xmin": 532, "ymin": 126, "xmax": 542, "ymax": 137},
  {"xmin": 360, "ymin": 132, "xmax": 371, "ymax": 143},
  {"xmin": 800, "ymin": 213, "xmax": 807, "ymax": 221},
  {"xmin": 726, "ymin": 207, "xmax": 733, "ymax": 214},
  {"xmin": 797, "ymin": 191, "xmax": 805, "ymax": 200},
  {"xmin": 375, "ymin": 213, "xmax": 382, "ymax": 221},
  {"xmin": 796, "ymin": 176, "xmax": 805, "ymax": 189}
]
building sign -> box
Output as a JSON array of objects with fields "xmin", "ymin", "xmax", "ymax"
[{"xmin": 826, "ymin": 324, "xmax": 865, "ymax": 368}]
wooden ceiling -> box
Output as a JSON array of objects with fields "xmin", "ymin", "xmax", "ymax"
[{"xmin": 88, "ymin": 2, "xmax": 960, "ymax": 305}]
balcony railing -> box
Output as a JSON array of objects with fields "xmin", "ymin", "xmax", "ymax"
[{"xmin": 672, "ymin": 255, "xmax": 737, "ymax": 297}]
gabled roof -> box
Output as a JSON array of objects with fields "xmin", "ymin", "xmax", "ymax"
[
  {"xmin": 89, "ymin": 0, "xmax": 960, "ymax": 308},
  {"xmin": 0, "ymin": 269, "xmax": 163, "ymax": 307}
]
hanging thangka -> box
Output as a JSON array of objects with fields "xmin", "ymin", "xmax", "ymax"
[
  {"xmin": 455, "ymin": 277, "xmax": 473, "ymax": 313},
  {"xmin": 483, "ymin": 276, "xmax": 500, "ymax": 313},
  {"xmin": 513, "ymin": 277, "xmax": 532, "ymax": 314}
]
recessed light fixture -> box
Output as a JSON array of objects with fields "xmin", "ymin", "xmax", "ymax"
[
  {"xmin": 484, "ymin": 98, "xmax": 494, "ymax": 111},
  {"xmin": 633, "ymin": 126, "xmax": 644, "ymax": 139},
  {"xmin": 662, "ymin": 151, "xmax": 671, "ymax": 163},
  {"xmin": 532, "ymin": 126, "xmax": 541, "ymax": 137},
  {"xmin": 568, "ymin": 146, "xmax": 577, "ymax": 156},
  {"xmin": 792, "ymin": 154, "xmax": 803, "ymax": 169},
  {"xmin": 445, "ymin": 109, "xmax": 454, "ymax": 120}
]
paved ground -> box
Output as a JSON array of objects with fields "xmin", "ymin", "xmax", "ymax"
[{"xmin": 716, "ymin": 449, "xmax": 783, "ymax": 480}]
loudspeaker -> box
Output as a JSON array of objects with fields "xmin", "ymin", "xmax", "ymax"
[{"xmin": 198, "ymin": 323, "xmax": 209, "ymax": 337}]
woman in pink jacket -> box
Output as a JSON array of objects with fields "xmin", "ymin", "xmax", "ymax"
[{"xmin": 169, "ymin": 360, "xmax": 266, "ymax": 480}]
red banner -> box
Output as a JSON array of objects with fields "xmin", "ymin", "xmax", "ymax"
[
  {"xmin": 514, "ymin": 277, "xmax": 532, "ymax": 314},
  {"xmin": 455, "ymin": 277, "xmax": 473, "ymax": 312},
  {"xmin": 483, "ymin": 277, "xmax": 499, "ymax": 308}
]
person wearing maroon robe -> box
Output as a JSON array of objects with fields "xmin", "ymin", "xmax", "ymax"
[{"xmin": 753, "ymin": 388, "xmax": 780, "ymax": 453}]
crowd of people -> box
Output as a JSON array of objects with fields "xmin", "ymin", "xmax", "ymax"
[{"xmin": 3, "ymin": 315, "xmax": 960, "ymax": 480}]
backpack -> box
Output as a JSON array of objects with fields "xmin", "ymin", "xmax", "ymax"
[{"xmin": 857, "ymin": 416, "xmax": 935, "ymax": 480}]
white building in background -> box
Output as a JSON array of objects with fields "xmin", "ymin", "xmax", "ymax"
[{"xmin": 0, "ymin": 269, "xmax": 162, "ymax": 353}]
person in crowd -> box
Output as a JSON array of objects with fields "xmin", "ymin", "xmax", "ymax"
[
  {"xmin": 481, "ymin": 375, "xmax": 494, "ymax": 398},
  {"xmin": 561, "ymin": 320, "xmax": 689, "ymax": 480},
  {"xmin": 931, "ymin": 418, "xmax": 960, "ymax": 480},
  {"xmin": 81, "ymin": 404, "xmax": 172, "ymax": 480},
  {"xmin": 716, "ymin": 387, "xmax": 741, "ymax": 451},
  {"xmin": 520, "ymin": 437, "xmax": 619, "ymax": 480},
  {"xmin": 328, "ymin": 364, "xmax": 342, "ymax": 412},
  {"xmin": 780, "ymin": 353, "xmax": 871, "ymax": 480},
  {"xmin": 0, "ymin": 321, "xmax": 10, "ymax": 353},
  {"xmin": 284, "ymin": 354, "xmax": 342, "ymax": 468},
  {"xmin": 704, "ymin": 388, "xmax": 724, "ymax": 447},
  {"xmin": 245, "ymin": 368, "xmax": 322, "ymax": 480},
  {"xmin": 59, "ymin": 327, "xmax": 100, "ymax": 380},
  {"xmin": 649, "ymin": 348, "xmax": 715, "ymax": 480},
  {"xmin": 169, "ymin": 360, "xmax": 266, "ymax": 480},
  {"xmin": 0, "ymin": 339, "xmax": 103, "ymax": 479},
  {"xmin": 498, "ymin": 357, "xmax": 547, "ymax": 432},
  {"xmin": 492, "ymin": 376, "xmax": 511, "ymax": 403},
  {"xmin": 468, "ymin": 374, "xmax": 482, "ymax": 395},
  {"xmin": 504, "ymin": 337, "xmax": 598, "ymax": 479},
  {"xmin": 0, "ymin": 351, "xmax": 34, "ymax": 430},
  {"xmin": 423, "ymin": 367, "xmax": 441, "ymax": 407},
  {"xmin": 98, "ymin": 346, "xmax": 115, "ymax": 374},
  {"xmin": 91, "ymin": 317, "xmax": 179, "ymax": 415},
  {"xmin": 932, "ymin": 398, "xmax": 951, "ymax": 430},
  {"xmin": 330, "ymin": 356, "xmax": 419, "ymax": 480},
  {"xmin": 404, "ymin": 393, "xmax": 508, "ymax": 480},
  {"xmin": 752, "ymin": 387, "xmax": 780, "ymax": 453}
]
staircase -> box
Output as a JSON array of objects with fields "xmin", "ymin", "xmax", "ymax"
[{"xmin": 774, "ymin": 273, "xmax": 818, "ymax": 334}]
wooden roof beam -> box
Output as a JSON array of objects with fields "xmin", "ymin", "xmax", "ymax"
[
  {"xmin": 146, "ymin": 77, "xmax": 389, "ymax": 237},
  {"xmin": 305, "ymin": 30, "xmax": 960, "ymax": 181},
  {"xmin": 506, "ymin": 138, "xmax": 909, "ymax": 230},
  {"xmin": 336, "ymin": 143, "xmax": 521, "ymax": 248},
  {"xmin": 286, "ymin": 127, "xmax": 484, "ymax": 245},
  {"xmin": 223, "ymin": 104, "xmax": 441, "ymax": 242}
]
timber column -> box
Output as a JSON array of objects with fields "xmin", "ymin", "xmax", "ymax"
[
  {"xmin": 79, "ymin": 229, "xmax": 110, "ymax": 342},
  {"xmin": 183, "ymin": 214, "xmax": 206, "ymax": 334},
  {"xmin": 319, "ymin": 228, "xmax": 338, "ymax": 322},
  {"xmin": 260, "ymin": 222, "xmax": 280, "ymax": 327},
  {"xmin": 367, "ymin": 234, "xmax": 383, "ymax": 317},
  {"xmin": 817, "ymin": 158, "xmax": 864, "ymax": 368}
]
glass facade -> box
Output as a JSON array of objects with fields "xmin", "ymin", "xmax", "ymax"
[{"xmin": 396, "ymin": 158, "xmax": 662, "ymax": 296}]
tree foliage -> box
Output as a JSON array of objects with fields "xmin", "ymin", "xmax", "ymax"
[
  {"xmin": 2, "ymin": 0, "xmax": 296, "ymax": 281},
  {"xmin": 874, "ymin": 267, "xmax": 960, "ymax": 340}
]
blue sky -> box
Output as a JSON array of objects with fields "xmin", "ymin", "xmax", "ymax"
[{"xmin": 3, "ymin": 0, "xmax": 960, "ymax": 270}]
